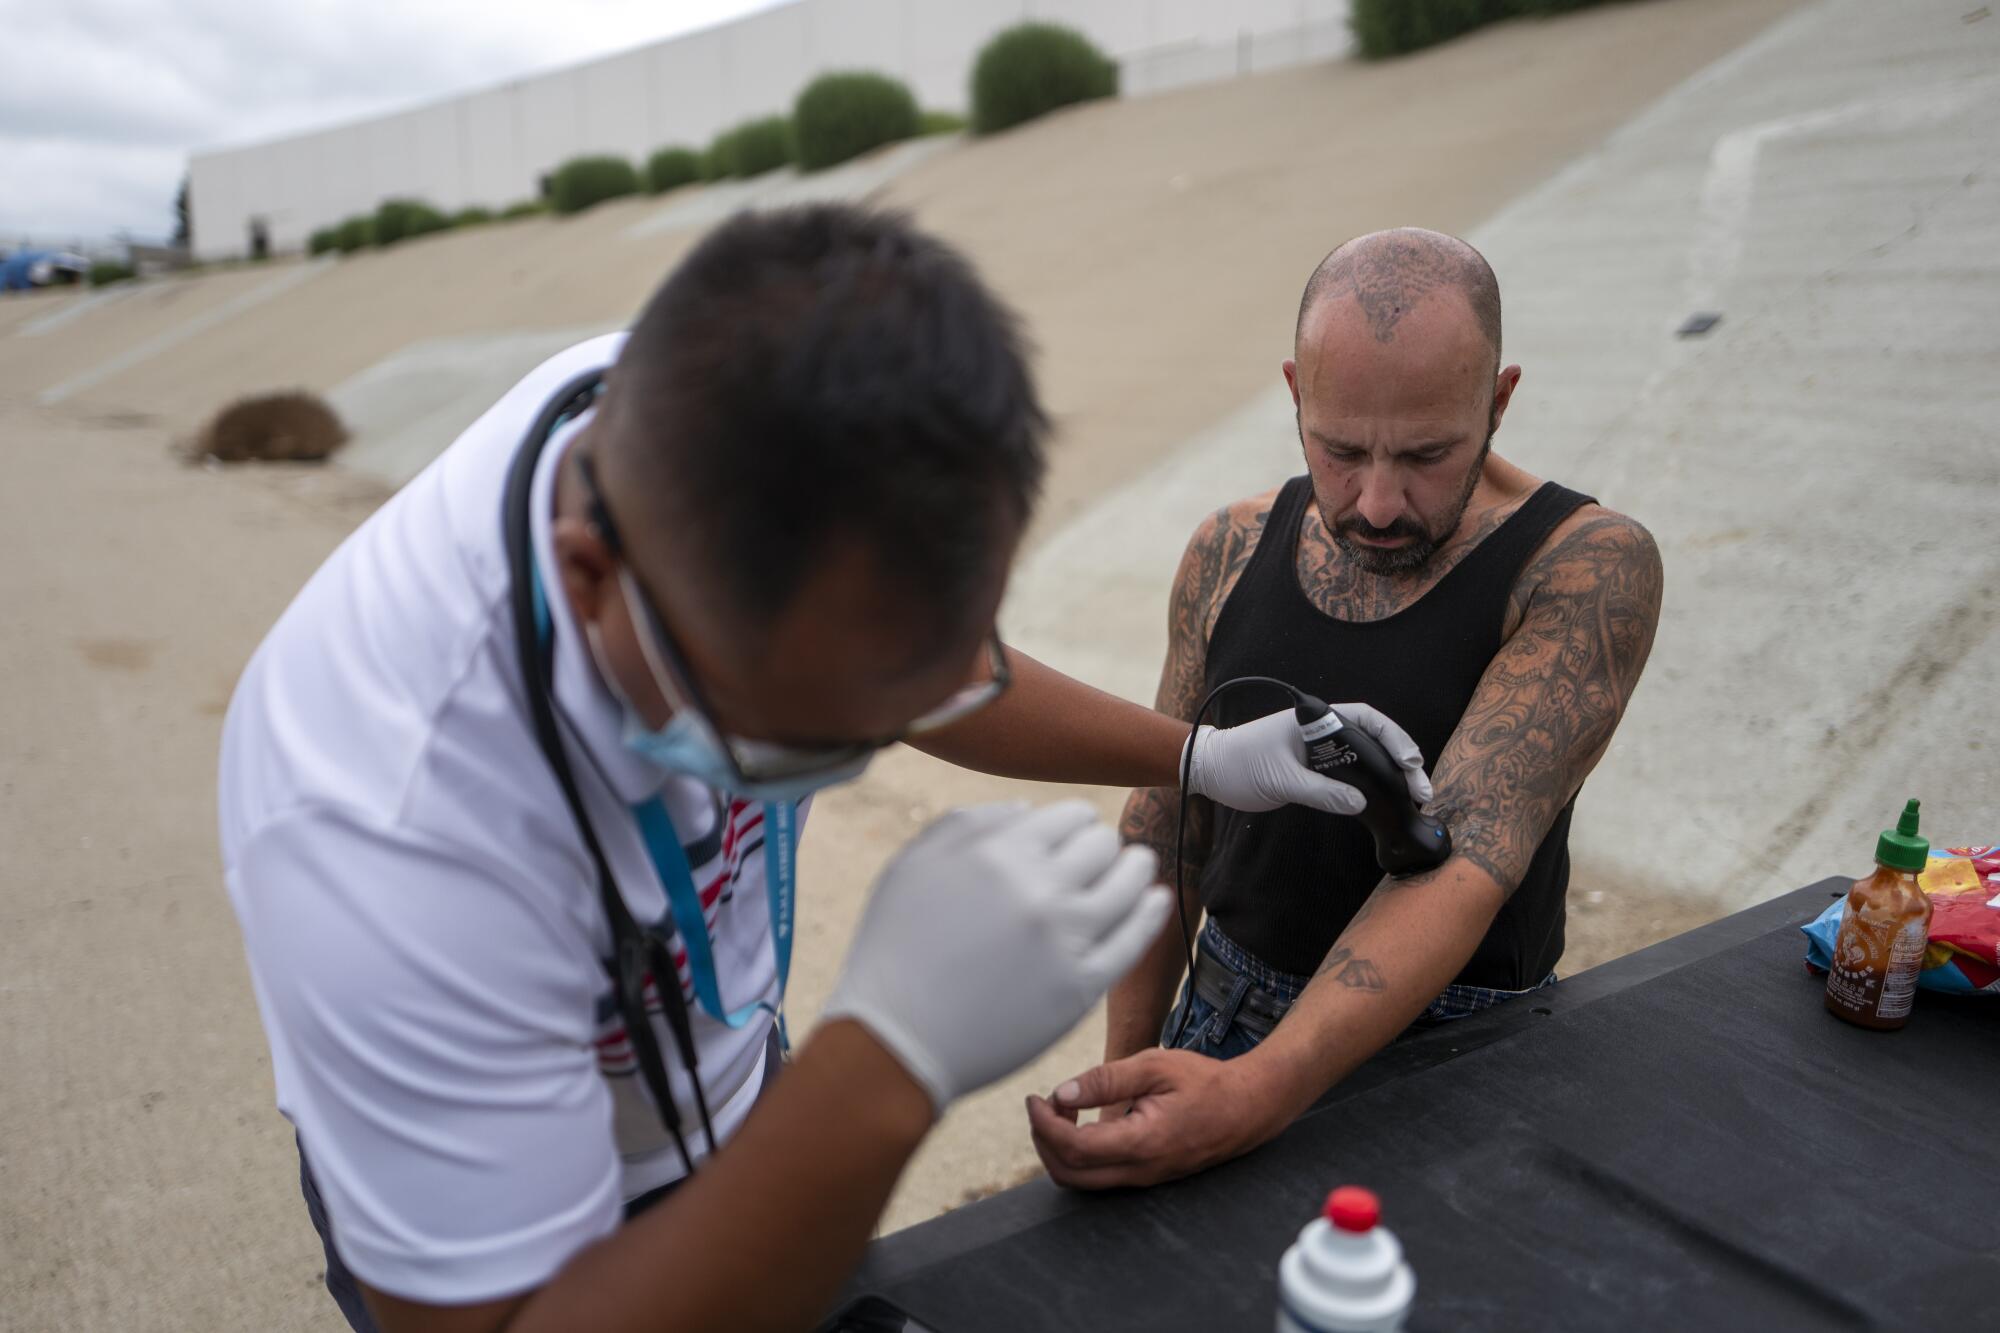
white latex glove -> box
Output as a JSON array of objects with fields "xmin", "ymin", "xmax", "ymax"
[
  {"xmin": 1183, "ymin": 704, "xmax": 1432, "ymax": 816},
  {"xmin": 821, "ymin": 800, "xmax": 1170, "ymax": 1114}
]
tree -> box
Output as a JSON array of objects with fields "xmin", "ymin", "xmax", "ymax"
[{"xmin": 174, "ymin": 176, "xmax": 190, "ymax": 248}]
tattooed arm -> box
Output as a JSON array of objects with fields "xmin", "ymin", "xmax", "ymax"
[
  {"xmin": 1103, "ymin": 497, "xmax": 1272, "ymax": 1063},
  {"xmin": 1238, "ymin": 509, "xmax": 1664, "ymax": 1126},
  {"xmin": 1027, "ymin": 509, "xmax": 1662, "ymax": 1187}
]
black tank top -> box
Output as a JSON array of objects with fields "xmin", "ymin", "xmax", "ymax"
[{"xmin": 1200, "ymin": 475, "xmax": 1595, "ymax": 987}]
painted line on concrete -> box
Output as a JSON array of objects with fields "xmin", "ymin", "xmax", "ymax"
[
  {"xmin": 1685, "ymin": 75, "xmax": 2000, "ymax": 315},
  {"xmin": 326, "ymin": 324, "xmax": 620, "ymax": 490},
  {"xmin": 37, "ymin": 259, "xmax": 334, "ymax": 407},
  {"xmin": 15, "ymin": 284, "xmax": 140, "ymax": 338},
  {"xmin": 1467, "ymin": 0, "xmax": 1837, "ymax": 259}
]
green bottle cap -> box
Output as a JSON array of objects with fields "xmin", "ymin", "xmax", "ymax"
[{"xmin": 1875, "ymin": 798, "xmax": 1929, "ymax": 872}]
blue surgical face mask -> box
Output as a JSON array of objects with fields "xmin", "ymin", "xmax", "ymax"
[
  {"xmin": 585, "ymin": 581, "xmax": 873, "ymax": 803},
  {"xmin": 617, "ymin": 705, "xmax": 872, "ymax": 803}
]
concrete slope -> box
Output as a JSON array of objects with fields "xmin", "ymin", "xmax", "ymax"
[
  {"xmin": 22, "ymin": 204, "xmax": 703, "ymax": 428},
  {"xmin": 318, "ymin": 0, "xmax": 1795, "ymax": 499},
  {"xmin": 0, "ymin": 284, "xmax": 120, "ymax": 339},
  {"xmin": 0, "ymin": 264, "xmax": 319, "ymax": 411},
  {"xmin": 0, "ymin": 410, "xmax": 361, "ymax": 1332},
  {"xmin": 873, "ymin": 0, "xmax": 1804, "ymax": 541},
  {"xmin": 1474, "ymin": 0, "xmax": 1999, "ymax": 902},
  {"xmin": 9, "ymin": 0, "xmax": 1796, "ymax": 534}
]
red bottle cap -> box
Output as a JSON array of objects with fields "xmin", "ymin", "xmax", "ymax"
[{"xmin": 1325, "ymin": 1186, "xmax": 1380, "ymax": 1233}]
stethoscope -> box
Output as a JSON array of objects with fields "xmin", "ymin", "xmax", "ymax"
[{"xmin": 501, "ymin": 369, "xmax": 716, "ymax": 1177}]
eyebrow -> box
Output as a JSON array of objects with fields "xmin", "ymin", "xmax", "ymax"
[{"xmin": 1309, "ymin": 430, "xmax": 1461, "ymax": 455}]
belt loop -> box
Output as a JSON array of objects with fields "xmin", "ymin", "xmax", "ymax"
[{"xmin": 1206, "ymin": 972, "xmax": 1253, "ymax": 1048}]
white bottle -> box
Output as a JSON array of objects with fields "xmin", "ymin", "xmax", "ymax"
[{"xmin": 1276, "ymin": 1186, "xmax": 1416, "ymax": 1333}]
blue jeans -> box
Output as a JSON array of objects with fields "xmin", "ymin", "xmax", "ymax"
[{"xmin": 1161, "ymin": 920, "xmax": 1556, "ymax": 1059}]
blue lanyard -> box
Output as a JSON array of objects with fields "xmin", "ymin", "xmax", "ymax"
[
  {"xmin": 528, "ymin": 543, "xmax": 796, "ymax": 1048},
  {"xmin": 632, "ymin": 798, "xmax": 796, "ymax": 1046}
]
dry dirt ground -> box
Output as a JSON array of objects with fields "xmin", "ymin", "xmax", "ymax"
[{"xmin": 1, "ymin": 2, "xmax": 1801, "ymax": 1326}]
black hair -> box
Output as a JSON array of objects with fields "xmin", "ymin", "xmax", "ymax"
[{"xmin": 602, "ymin": 205, "xmax": 1046, "ymax": 638}]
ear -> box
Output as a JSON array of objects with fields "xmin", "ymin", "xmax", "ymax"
[
  {"xmin": 1282, "ymin": 358, "xmax": 1302, "ymax": 409},
  {"xmin": 550, "ymin": 514, "xmax": 618, "ymax": 626},
  {"xmin": 1490, "ymin": 363, "xmax": 1523, "ymax": 434}
]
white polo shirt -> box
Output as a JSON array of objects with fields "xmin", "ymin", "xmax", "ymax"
[{"xmin": 219, "ymin": 333, "xmax": 796, "ymax": 1304}]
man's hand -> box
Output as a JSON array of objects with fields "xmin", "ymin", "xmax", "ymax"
[
  {"xmin": 1024, "ymin": 1048, "xmax": 1283, "ymax": 1189},
  {"xmin": 1185, "ymin": 704, "xmax": 1430, "ymax": 816}
]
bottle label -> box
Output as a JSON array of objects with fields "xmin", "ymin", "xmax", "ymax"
[
  {"xmin": 1875, "ymin": 921, "xmax": 1927, "ymax": 1020},
  {"xmin": 1825, "ymin": 916, "xmax": 1886, "ymax": 1013}
]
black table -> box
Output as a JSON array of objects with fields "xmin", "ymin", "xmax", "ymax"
[{"xmin": 832, "ymin": 881, "xmax": 1999, "ymax": 1331}]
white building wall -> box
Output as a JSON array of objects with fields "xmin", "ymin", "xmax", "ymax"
[
  {"xmin": 460, "ymin": 86, "xmax": 524, "ymax": 208},
  {"xmin": 187, "ymin": 0, "xmax": 1353, "ymax": 260}
]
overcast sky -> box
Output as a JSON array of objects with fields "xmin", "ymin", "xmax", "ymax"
[{"xmin": 0, "ymin": 0, "xmax": 785, "ymax": 246}]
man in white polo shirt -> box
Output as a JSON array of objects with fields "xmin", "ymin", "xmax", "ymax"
[{"xmin": 220, "ymin": 206, "xmax": 1428, "ymax": 1332}]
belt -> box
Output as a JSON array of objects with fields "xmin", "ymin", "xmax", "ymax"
[{"xmin": 1190, "ymin": 936, "xmax": 1294, "ymax": 1039}]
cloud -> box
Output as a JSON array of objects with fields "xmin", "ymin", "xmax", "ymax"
[
  {"xmin": 0, "ymin": 0, "xmax": 782, "ymax": 243},
  {"xmin": 0, "ymin": 140, "xmax": 184, "ymax": 244}
]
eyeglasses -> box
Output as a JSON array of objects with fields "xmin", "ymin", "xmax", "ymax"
[{"xmin": 575, "ymin": 452, "xmax": 1011, "ymax": 784}]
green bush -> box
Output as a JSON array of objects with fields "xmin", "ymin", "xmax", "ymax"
[
  {"xmin": 499, "ymin": 198, "xmax": 548, "ymax": 220},
  {"xmin": 645, "ymin": 146, "xmax": 703, "ymax": 193},
  {"xmin": 373, "ymin": 198, "xmax": 452, "ymax": 245},
  {"xmin": 548, "ymin": 156, "xmax": 642, "ymax": 215},
  {"xmin": 333, "ymin": 215, "xmax": 375, "ymax": 253},
  {"xmin": 451, "ymin": 206, "xmax": 494, "ymax": 227},
  {"xmin": 307, "ymin": 227, "xmax": 340, "ymax": 256},
  {"xmin": 705, "ymin": 116, "xmax": 795, "ymax": 180},
  {"xmin": 88, "ymin": 261, "xmax": 136, "ymax": 287},
  {"xmin": 920, "ymin": 109, "xmax": 968, "ymax": 136},
  {"xmin": 792, "ymin": 72, "xmax": 919, "ymax": 171},
  {"xmin": 970, "ymin": 22, "xmax": 1118, "ymax": 135},
  {"xmin": 1351, "ymin": 0, "xmax": 1618, "ymax": 58},
  {"xmin": 1353, "ymin": 0, "xmax": 1508, "ymax": 55}
]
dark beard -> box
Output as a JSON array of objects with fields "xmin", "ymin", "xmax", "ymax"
[
  {"xmin": 1331, "ymin": 519, "xmax": 1437, "ymax": 575},
  {"xmin": 1330, "ymin": 431, "xmax": 1493, "ymax": 576}
]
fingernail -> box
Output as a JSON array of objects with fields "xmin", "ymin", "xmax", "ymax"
[{"xmin": 1056, "ymin": 1080, "xmax": 1081, "ymax": 1105}]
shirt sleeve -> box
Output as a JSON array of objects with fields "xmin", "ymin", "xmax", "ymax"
[{"xmin": 231, "ymin": 803, "xmax": 622, "ymax": 1306}]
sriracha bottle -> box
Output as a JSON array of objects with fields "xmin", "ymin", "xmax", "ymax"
[{"xmin": 1824, "ymin": 799, "xmax": 1933, "ymax": 1031}]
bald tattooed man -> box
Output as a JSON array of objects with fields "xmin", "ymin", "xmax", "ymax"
[{"xmin": 1026, "ymin": 228, "xmax": 1664, "ymax": 1188}]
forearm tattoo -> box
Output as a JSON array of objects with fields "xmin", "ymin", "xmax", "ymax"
[
  {"xmin": 1426, "ymin": 513, "xmax": 1664, "ymax": 893},
  {"xmin": 1313, "ymin": 944, "xmax": 1387, "ymax": 992}
]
